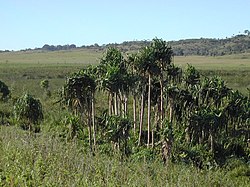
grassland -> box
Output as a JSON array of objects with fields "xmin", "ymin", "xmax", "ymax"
[
  {"xmin": 1, "ymin": 49, "xmax": 249, "ymax": 97},
  {"xmin": 0, "ymin": 49, "xmax": 249, "ymax": 186},
  {"xmin": 0, "ymin": 49, "xmax": 102, "ymax": 64},
  {"xmin": 174, "ymin": 54, "xmax": 250, "ymax": 94},
  {"xmin": 1, "ymin": 126, "xmax": 249, "ymax": 186}
]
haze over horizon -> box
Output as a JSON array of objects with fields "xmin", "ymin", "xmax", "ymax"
[{"xmin": 1, "ymin": 0, "xmax": 250, "ymax": 51}]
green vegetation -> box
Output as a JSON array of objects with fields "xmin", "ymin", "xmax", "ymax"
[
  {"xmin": 0, "ymin": 80, "xmax": 10, "ymax": 101},
  {"xmin": 170, "ymin": 34, "xmax": 250, "ymax": 56},
  {"xmin": 0, "ymin": 38, "xmax": 249, "ymax": 186},
  {"xmin": 4, "ymin": 32, "xmax": 249, "ymax": 56},
  {"xmin": 13, "ymin": 93, "xmax": 43, "ymax": 132},
  {"xmin": 0, "ymin": 126, "xmax": 249, "ymax": 186}
]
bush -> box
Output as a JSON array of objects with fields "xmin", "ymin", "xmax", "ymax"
[
  {"xmin": 226, "ymin": 158, "xmax": 250, "ymax": 177},
  {"xmin": 0, "ymin": 80, "xmax": 10, "ymax": 101},
  {"xmin": 130, "ymin": 147, "xmax": 160, "ymax": 163},
  {"xmin": 13, "ymin": 93, "xmax": 43, "ymax": 131}
]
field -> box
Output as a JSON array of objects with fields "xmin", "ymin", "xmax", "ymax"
[
  {"xmin": 1, "ymin": 49, "xmax": 249, "ymax": 98},
  {"xmin": 175, "ymin": 54, "xmax": 250, "ymax": 94},
  {"xmin": 1, "ymin": 126, "xmax": 249, "ymax": 186},
  {"xmin": 0, "ymin": 49, "xmax": 250, "ymax": 186}
]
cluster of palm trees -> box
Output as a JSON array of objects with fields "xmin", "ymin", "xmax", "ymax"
[{"xmin": 61, "ymin": 38, "xmax": 250, "ymax": 159}]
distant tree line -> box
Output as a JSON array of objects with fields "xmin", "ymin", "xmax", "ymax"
[
  {"xmin": 171, "ymin": 34, "xmax": 250, "ymax": 56},
  {"xmin": 38, "ymin": 34, "xmax": 250, "ymax": 56},
  {"xmin": 2, "ymin": 32, "xmax": 250, "ymax": 56},
  {"xmin": 41, "ymin": 44, "xmax": 77, "ymax": 51}
]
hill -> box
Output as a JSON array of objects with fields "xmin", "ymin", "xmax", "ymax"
[
  {"xmin": 170, "ymin": 34, "xmax": 250, "ymax": 56},
  {"xmin": 115, "ymin": 34, "xmax": 250, "ymax": 56},
  {"xmin": 2, "ymin": 33, "xmax": 250, "ymax": 56},
  {"xmin": 105, "ymin": 33, "xmax": 250, "ymax": 56}
]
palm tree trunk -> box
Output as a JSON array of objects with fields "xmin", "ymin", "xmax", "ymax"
[
  {"xmin": 92, "ymin": 92, "xmax": 96, "ymax": 148},
  {"xmin": 118, "ymin": 91, "xmax": 122, "ymax": 116},
  {"xmin": 124, "ymin": 93, "xmax": 128, "ymax": 117},
  {"xmin": 210, "ymin": 128, "xmax": 214, "ymax": 153},
  {"xmin": 88, "ymin": 110, "xmax": 93, "ymax": 152},
  {"xmin": 201, "ymin": 127, "xmax": 205, "ymax": 143},
  {"xmin": 147, "ymin": 73, "xmax": 151, "ymax": 148},
  {"xmin": 169, "ymin": 99, "xmax": 173, "ymax": 123},
  {"xmin": 160, "ymin": 75, "xmax": 164, "ymax": 129},
  {"xmin": 138, "ymin": 92, "xmax": 145, "ymax": 146},
  {"xmin": 152, "ymin": 106, "xmax": 158, "ymax": 148},
  {"xmin": 114, "ymin": 92, "xmax": 118, "ymax": 115},
  {"xmin": 108, "ymin": 92, "xmax": 112, "ymax": 115},
  {"xmin": 133, "ymin": 95, "xmax": 137, "ymax": 134}
]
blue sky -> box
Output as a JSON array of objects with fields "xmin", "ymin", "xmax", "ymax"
[{"xmin": 1, "ymin": 0, "xmax": 250, "ymax": 50}]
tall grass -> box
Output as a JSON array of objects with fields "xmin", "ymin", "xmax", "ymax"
[{"xmin": 0, "ymin": 125, "xmax": 249, "ymax": 186}]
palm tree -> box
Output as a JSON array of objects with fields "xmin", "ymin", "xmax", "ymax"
[
  {"xmin": 98, "ymin": 47, "xmax": 125, "ymax": 116},
  {"xmin": 135, "ymin": 46, "xmax": 160, "ymax": 147},
  {"xmin": 61, "ymin": 71, "xmax": 96, "ymax": 151},
  {"xmin": 183, "ymin": 64, "xmax": 200, "ymax": 88},
  {"xmin": 225, "ymin": 90, "xmax": 248, "ymax": 136},
  {"xmin": 151, "ymin": 38, "xmax": 173, "ymax": 124},
  {"xmin": 81, "ymin": 66, "xmax": 99, "ymax": 148},
  {"xmin": 126, "ymin": 53, "xmax": 139, "ymax": 133},
  {"xmin": 166, "ymin": 64, "xmax": 182, "ymax": 85}
]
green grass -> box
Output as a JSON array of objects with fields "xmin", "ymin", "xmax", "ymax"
[
  {"xmin": 174, "ymin": 54, "xmax": 250, "ymax": 94},
  {"xmin": 1, "ymin": 50, "xmax": 249, "ymax": 96},
  {"xmin": 0, "ymin": 49, "xmax": 102, "ymax": 99},
  {"xmin": 0, "ymin": 126, "xmax": 249, "ymax": 186},
  {"xmin": 174, "ymin": 53, "xmax": 250, "ymax": 69},
  {"xmin": 0, "ymin": 49, "xmax": 101, "ymax": 64}
]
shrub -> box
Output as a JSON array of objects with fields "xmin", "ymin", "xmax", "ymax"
[
  {"xmin": 0, "ymin": 80, "xmax": 10, "ymax": 101},
  {"xmin": 13, "ymin": 93, "xmax": 43, "ymax": 131}
]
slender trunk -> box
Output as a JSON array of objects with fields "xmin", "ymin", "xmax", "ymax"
[
  {"xmin": 169, "ymin": 99, "xmax": 173, "ymax": 123},
  {"xmin": 185, "ymin": 126, "xmax": 190, "ymax": 143},
  {"xmin": 147, "ymin": 73, "xmax": 151, "ymax": 148},
  {"xmin": 133, "ymin": 95, "xmax": 137, "ymax": 134},
  {"xmin": 108, "ymin": 92, "xmax": 112, "ymax": 115},
  {"xmin": 151, "ymin": 129, "xmax": 154, "ymax": 148},
  {"xmin": 111, "ymin": 93, "xmax": 115, "ymax": 115},
  {"xmin": 160, "ymin": 83, "xmax": 164, "ymax": 128},
  {"xmin": 114, "ymin": 92, "xmax": 118, "ymax": 115},
  {"xmin": 119, "ymin": 90, "xmax": 123, "ymax": 117},
  {"xmin": 138, "ymin": 92, "xmax": 145, "ymax": 146},
  {"xmin": 165, "ymin": 94, "xmax": 169, "ymax": 124},
  {"xmin": 92, "ymin": 92, "xmax": 96, "ymax": 148},
  {"xmin": 201, "ymin": 127, "xmax": 205, "ymax": 143},
  {"xmin": 88, "ymin": 110, "xmax": 93, "ymax": 152},
  {"xmin": 199, "ymin": 126, "xmax": 202, "ymax": 144},
  {"xmin": 118, "ymin": 91, "xmax": 122, "ymax": 116},
  {"xmin": 124, "ymin": 93, "xmax": 128, "ymax": 117},
  {"xmin": 160, "ymin": 70, "xmax": 164, "ymax": 129},
  {"xmin": 152, "ymin": 106, "xmax": 159, "ymax": 147},
  {"xmin": 210, "ymin": 128, "xmax": 214, "ymax": 154}
]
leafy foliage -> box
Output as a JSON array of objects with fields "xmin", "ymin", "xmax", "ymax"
[
  {"xmin": 13, "ymin": 93, "xmax": 43, "ymax": 129},
  {"xmin": 0, "ymin": 80, "xmax": 10, "ymax": 101}
]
